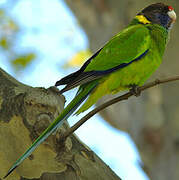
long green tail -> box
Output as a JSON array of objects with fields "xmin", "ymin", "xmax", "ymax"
[{"xmin": 4, "ymin": 82, "xmax": 97, "ymax": 179}]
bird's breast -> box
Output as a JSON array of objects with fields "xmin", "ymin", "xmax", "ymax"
[{"xmin": 98, "ymin": 47, "xmax": 162, "ymax": 94}]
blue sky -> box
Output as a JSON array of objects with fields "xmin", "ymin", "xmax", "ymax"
[{"xmin": 1, "ymin": 0, "xmax": 149, "ymax": 179}]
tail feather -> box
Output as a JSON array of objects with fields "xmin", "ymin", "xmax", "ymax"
[{"xmin": 4, "ymin": 82, "xmax": 98, "ymax": 179}]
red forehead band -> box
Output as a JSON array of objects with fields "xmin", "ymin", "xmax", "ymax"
[{"xmin": 168, "ymin": 6, "xmax": 174, "ymax": 11}]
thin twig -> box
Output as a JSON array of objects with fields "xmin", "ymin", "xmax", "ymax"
[{"xmin": 62, "ymin": 75, "xmax": 179, "ymax": 140}]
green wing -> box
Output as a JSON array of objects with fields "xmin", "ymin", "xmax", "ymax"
[
  {"xmin": 58, "ymin": 24, "xmax": 151, "ymax": 93},
  {"xmin": 85, "ymin": 24, "xmax": 151, "ymax": 72}
]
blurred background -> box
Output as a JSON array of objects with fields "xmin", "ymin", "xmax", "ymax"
[{"xmin": 0, "ymin": 0, "xmax": 178, "ymax": 180}]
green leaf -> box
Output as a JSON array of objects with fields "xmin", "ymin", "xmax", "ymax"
[
  {"xmin": 0, "ymin": 37, "xmax": 9, "ymax": 49},
  {"xmin": 11, "ymin": 53, "xmax": 36, "ymax": 69}
]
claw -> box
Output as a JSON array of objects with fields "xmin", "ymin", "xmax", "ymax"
[{"xmin": 130, "ymin": 85, "xmax": 141, "ymax": 97}]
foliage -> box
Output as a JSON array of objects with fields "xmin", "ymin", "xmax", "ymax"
[
  {"xmin": 63, "ymin": 49, "xmax": 92, "ymax": 68},
  {"xmin": 0, "ymin": 8, "xmax": 36, "ymax": 71}
]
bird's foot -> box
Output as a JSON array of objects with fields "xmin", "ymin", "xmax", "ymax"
[{"xmin": 130, "ymin": 85, "xmax": 141, "ymax": 97}]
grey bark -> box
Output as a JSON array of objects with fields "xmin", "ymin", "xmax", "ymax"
[
  {"xmin": 0, "ymin": 67, "xmax": 121, "ymax": 180},
  {"xmin": 65, "ymin": 0, "xmax": 179, "ymax": 180}
]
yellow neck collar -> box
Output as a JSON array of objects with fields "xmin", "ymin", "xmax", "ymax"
[{"xmin": 135, "ymin": 15, "xmax": 151, "ymax": 24}]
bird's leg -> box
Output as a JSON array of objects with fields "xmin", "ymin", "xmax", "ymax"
[{"xmin": 129, "ymin": 84, "xmax": 141, "ymax": 97}]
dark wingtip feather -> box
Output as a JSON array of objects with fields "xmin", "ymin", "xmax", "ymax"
[
  {"xmin": 3, "ymin": 165, "xmax": 18, "ymax": 179},
  {"xmin": 55, "ymin": 48, "xmax": 102, "ymax": 87},
  {"xmin": 55, "ymin": 80, "xmax": 62, "ymax": 87}
]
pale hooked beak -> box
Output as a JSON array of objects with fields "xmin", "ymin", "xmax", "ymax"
[{"xmin": 168, "ymin": 10, "xmax": 177, "ymax": 22}]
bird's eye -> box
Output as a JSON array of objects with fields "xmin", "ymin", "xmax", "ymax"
[{"xmin": 168, "ymin": 6, "xmax": 174, "ymax": 11}]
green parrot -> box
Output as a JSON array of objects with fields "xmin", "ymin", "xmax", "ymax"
[{"xmin": 4, "ymin": 2, "xmax": 176, "ymax": 178}]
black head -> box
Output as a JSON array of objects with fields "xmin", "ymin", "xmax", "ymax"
[{"xmin": 138, "ymin": 3, "xmax": 176, "ymax": 29}]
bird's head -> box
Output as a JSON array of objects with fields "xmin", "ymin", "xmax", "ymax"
[{"xmin": 136, "ymin": 3, "xmax": 176, "ymax": 30}]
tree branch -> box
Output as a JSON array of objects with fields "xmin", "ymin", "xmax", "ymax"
[{"xmin": 62, "ymin": 75, "xmax": 179, "ymax": 139}]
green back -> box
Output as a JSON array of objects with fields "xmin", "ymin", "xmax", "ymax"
[{"xmin": 84, "ymin": 24, "xmax": 151, "ymax": 72}]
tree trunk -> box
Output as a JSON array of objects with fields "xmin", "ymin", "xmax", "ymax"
[
  {"xmin": 0, "ymin": 67, "xmax": 121, "ymax": 180},
  {"xmin": 65, "ymin": 0, "xmax": 179, "ymax": 179}
]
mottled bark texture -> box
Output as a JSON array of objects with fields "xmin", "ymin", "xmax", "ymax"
[
  {"xmin": 0, "ymin": 68, "xmax": 120, "ymax": 180},
  {"xmin": 65, "ymin": 0, "xmax": 179, "ymax": 180}
]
